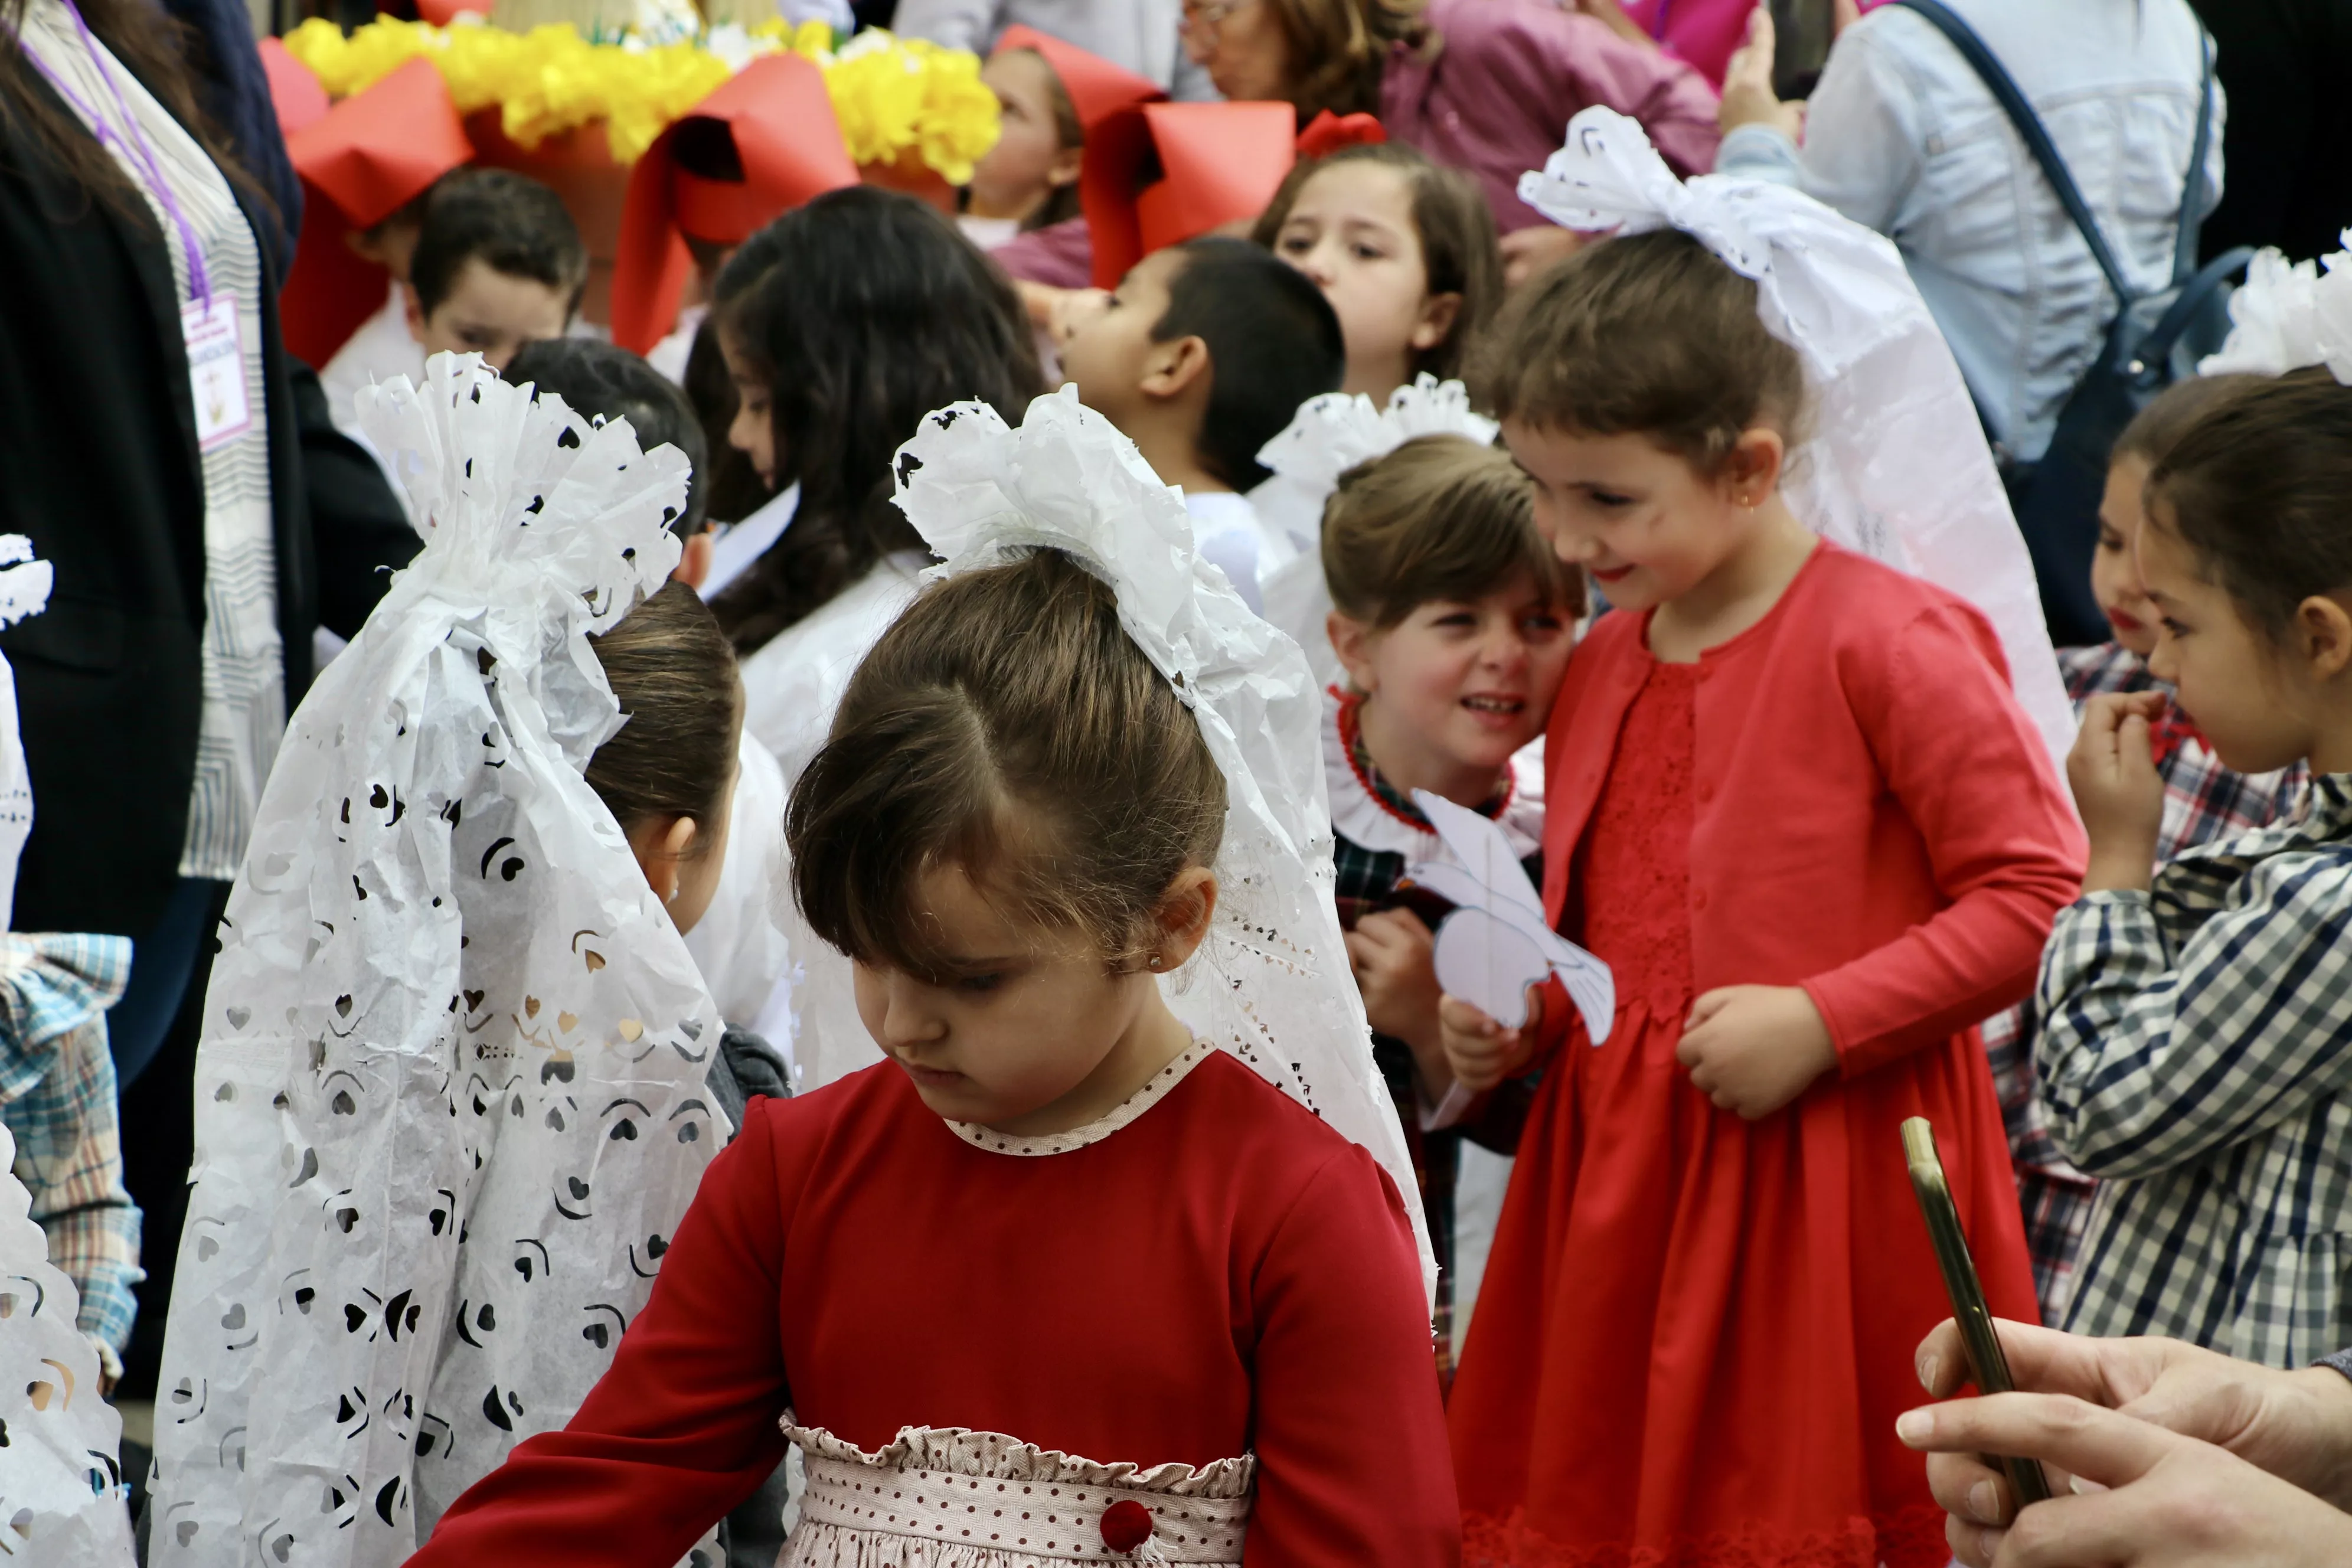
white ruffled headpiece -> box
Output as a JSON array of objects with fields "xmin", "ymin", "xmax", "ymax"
[
  {"xmin": 0, "ymin": 533, "xmax": 51, "ymax": 929},
  {"xmin": 152, "ymin": 355, "xmax": 724, "ymax": 1568},
  {"xmin": 1520, "ymin": 108, "xmax": 2076, "ymax": 772},
  {"xmin": 2198, "ymin": 231, "xmax": 2352, "ymax": 383},
  {"xmin": 894, "ymin": 386, "xmax": 1435, "ymax": 1295},
  {"xmin": 1251, "ymin": 375, "xmax": 1501, "ymax": 692}
]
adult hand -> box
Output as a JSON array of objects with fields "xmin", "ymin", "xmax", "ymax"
[
  {"xmin": 1675, "ymin": 984, "xmax": 1835, "ymax": 1118},
  {"xmin": 1719, "ymin": 8, "xmax": 1805, "ymax": 139},
  {"xmin": 1914, "ymin": 1318, "xmax": 2352, "ymax": 1526},
  {"xmin": 2067, "ymin": 691, "xmax": 2166, "ymax": 893},
  {"xmin": 1501, "ymin": 225, "xmax": 1590, "ymax": 289},
  {"xmin": 1347, "ymin": 907, "xmax": 1444, "ymax": 1061},
  {"xmin": 1899, "ymin": 1387, "xmax": 2352, "ymax": 1567},
  {"xmin": 1439, "ymin": 991, "xmax": 1539, "ymax": 1094}
]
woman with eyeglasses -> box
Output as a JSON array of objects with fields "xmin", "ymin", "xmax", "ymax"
[{"xmin": 1180, "ymin": 0, "xmax": 1719, "ymax": 243}]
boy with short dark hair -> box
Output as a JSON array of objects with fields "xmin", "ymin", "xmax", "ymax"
[
  {"xmin": 404, "ymin": 169, "xmax": 589, "ymax": 371},
  {"xmin": 1060, "ymin": 236, "xmax": 1345, "ymax": 613},
  {"xmin": 324, "ymin": 168, "xmax": 589, "ymax": 437}
]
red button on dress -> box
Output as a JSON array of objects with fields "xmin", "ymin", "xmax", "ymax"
[{"xmin": 1099, "ymin": 1500, "xmax": 1153, "ymax": 1552}]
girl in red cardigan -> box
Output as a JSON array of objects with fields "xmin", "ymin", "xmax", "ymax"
[{"xmin": 1435, "ymin": 215, "xmax": 2085, "ymax": 1564}]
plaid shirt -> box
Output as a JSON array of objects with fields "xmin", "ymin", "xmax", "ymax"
[
  {"xmin": 2038, "ymin": 772, "xmax": 2352, "ymax": 1367},
  {"xmin": 0, "ymin": 933, "xmax": 140, "ymax": 1376},
  {"xmin": 1984, "ymin": 643, "xmax": 2304, "ymax": 1320},
  {"xmin": 1329, "ymin": 694, "xmax": 1537, "ymax": 1384}
]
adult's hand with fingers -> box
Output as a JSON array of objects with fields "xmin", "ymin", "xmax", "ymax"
[
  {"xmin": 1897, "ymin": 1388, "xmax": 2352, "ymax": 1568},
  {"xmin": 1500, "ymin": 225, "xmax": 1589, "ymax": 289},
  {"xmin": 2066, "ymin": 691, "xmax": 2167, "ymax": 892},
  {"xmin": 1719, "ymin": 8, "xmax": 1805, "ymax": 139},
  {"xmin": 1673, "ymin": 984, "xmax": 1835, "ymax": 1118},
  {"xmin": 1438, "ymin": 991, "xmax": 1538, "ymax": 1094},
  {"xmin": 1915, "ymin": 1318, "xmax": 2352, "ymax": 1523}
]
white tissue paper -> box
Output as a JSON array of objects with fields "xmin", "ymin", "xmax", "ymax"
[
  {"xmin": 0, "ymin": 1121, "xmax": 138, "ymax": 1564},
  {"xmin": 0, "ymin": 535, "xmax": 54, "ymax": 929},
  {"xmin": 1252, "ymin": 375, "xmax": 1501, "ymax": 694},
  {"xmin": 2199, "ymin": 232, "xmax": 2352, "ymax": 387},
  {"xmin": 148, "ymin": 356, "xmax": 726, "ymax": 1568}
]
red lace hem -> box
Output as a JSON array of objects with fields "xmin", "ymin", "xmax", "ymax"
[{"xmin": 1461, "ymin": 1503, "xmax": 1948, "ymax": 1568}]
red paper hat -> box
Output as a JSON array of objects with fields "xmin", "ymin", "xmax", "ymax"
[
  {"xmin": 278, "ymin": 58, "xmax": 474, "ymax": 367},
  {"xmin": 992, "ymin": 24, "xmax": 1162, "ymax": 136},
  {"xmin": 258, "ymin": 38, "xmax": 328, "ymax": 139},
  {"xmin": 1082, "ymin": 100, "xmax": 1296, "ymax": 289},
  {"xmin": 609, "ymin": 51, "xmax": 857, "ymax": 355},
  {"xmin": 288, "ymin": 56, "xmax": 472, "ymax": 230}
]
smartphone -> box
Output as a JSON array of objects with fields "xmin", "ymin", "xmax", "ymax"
[
  {"xmin": 1900, "ymin": 1117, "xmax": 2053, "ymax": 1507},
  {"xmin": 1768, "ymin": 0, "xmax": 1834, "ymax": 99}
]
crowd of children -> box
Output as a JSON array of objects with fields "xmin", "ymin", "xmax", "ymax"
[{"xmin": 6, "ymin": 5, "xmax": 2352, "ymax": 1567}]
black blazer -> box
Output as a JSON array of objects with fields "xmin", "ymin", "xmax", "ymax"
[{"xmin": 0, "ymin": 65, "xmax": 413, "ymax": 937}]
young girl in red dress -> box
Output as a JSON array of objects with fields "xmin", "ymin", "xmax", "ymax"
[
  {"xmin": 404, "ymin": 388, "xmax": 1455, "ymax": 1567},
  {"xmin": 1437, "ymin": 116, "xmax": 2087, "ymax": 1567}
]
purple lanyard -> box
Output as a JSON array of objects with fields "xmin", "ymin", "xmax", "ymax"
[{"xmin": 14, "ymin": 0, "xmax": 210, "ymax": 305}]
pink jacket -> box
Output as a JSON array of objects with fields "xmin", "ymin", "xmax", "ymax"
[{"xmin": 1381, "ymin": 0, "xmax": 1722, "ymax": 232}]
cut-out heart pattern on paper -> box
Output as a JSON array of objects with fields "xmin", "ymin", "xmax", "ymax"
[
  {"xmin": 148, "ymin": 357, "xmax": 724, "ymax": 1568},
  {"xmin": 0, "ymin": 1124, "xmax": 137, "ymax": 1564}
]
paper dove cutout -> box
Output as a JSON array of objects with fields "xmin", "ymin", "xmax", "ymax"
[{"xmin": 1406, "ymin": 788, "xmax": 1614, "ymax": 1043}]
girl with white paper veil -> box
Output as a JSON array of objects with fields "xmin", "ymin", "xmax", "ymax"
[
  {"xmin": 148, "ymin": 356, "xmax": 742, "ymax": 1568},
  {"xmin": 409, "ymin": 387, "xmax": 1458, "ymax": 1568},
  {"xmin": 1433, "ymin": 109, "xmax": 2086, "ymax": 1566}
]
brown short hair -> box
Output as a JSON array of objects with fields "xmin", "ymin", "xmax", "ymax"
[
  {"xmin": 1324, "ymin": 435, "xmax": 1580, "ymax": 628},
  {"xmin": 585, "ymin": 580, "xmax": 741, "ymax": 851},
  {"xmin": 1250, "ymin": 141, "xmax": 1502, "ymax": 383},
  {"xmin": 2111, "ymin": 372, "xmax": 2264, "ymax": 470},
  {"xmin": 787, "ymin": 550, "xmax": 1226, "ymax": 976},
  {"xmin": 1474, "ymin": 227, "xmax": 1809, "ymax": 475},
  {"xmin": 1261, "ymin": 0, "xmax": 1428, "ymax": 117},
  {"xmin": 2147, "ymin": 366, "xmax": 2352, "ymax": 646}
]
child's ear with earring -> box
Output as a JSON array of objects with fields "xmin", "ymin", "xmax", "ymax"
[{"xmin": 1144, "ymin": 867, "xmax": 1220, "ymax": 975}]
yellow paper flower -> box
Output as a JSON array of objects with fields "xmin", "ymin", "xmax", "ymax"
[{"xmin": 281, "ymin": 17, "xmax": 995, "ymax": 177}]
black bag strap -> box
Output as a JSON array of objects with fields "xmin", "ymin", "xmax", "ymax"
[{"xmin": 1896, "ymin": 0, "xmax": 2214, "ymax": 302}]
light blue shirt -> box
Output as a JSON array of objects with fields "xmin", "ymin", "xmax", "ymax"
[{"xmin": 1717, "ymin": 0, "xmax": 2223, "ymax": 465}]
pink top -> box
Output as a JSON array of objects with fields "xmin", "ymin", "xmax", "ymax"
[
  {"xmin": 1619, "ymin": 0, "xmax": 1902, "ymax": 88},
  {"xmin": 1380, "ymin": 0, "xmax": 1722, "ymax": 233}
]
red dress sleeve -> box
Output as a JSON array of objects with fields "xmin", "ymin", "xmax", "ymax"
[
  {"xmin": 410, "ymin": 1101, "xmax": 796, "ymax": 1564},
  {"xmin": 1244, "ymin": 1146, "xmax": 1459, "ymax": 1567},
  {"xmin": 1800, "ymin": 603, "xmax": 2087, "ymax": 1076}
]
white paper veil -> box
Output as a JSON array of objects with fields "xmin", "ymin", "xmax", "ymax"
[
  {"xmin": 1519, "ymin": 108, "xmax": 2076, "ymax": 774},
  {"xmin": 891, "ymin": 387, "xmax": 1436, "ymax": 1296},
  {"xmin": 1251, "ymin": 375, "xmax": 1502, "ymax": 694},
  {"xmin": 149, "ymin": 356, "xmax": 726, "ymax": 1568}
]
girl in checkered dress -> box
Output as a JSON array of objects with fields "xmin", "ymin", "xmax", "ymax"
[
  {"xmin": 2041, "ymin": 365, "xmax": 2352, "ymax": 1368},
  {"xmin": 1316, "ymin": 434, "xmax": 1583, "ymax": 1381},
  {"xmin": 1983, "ymin": 375, "xmax": 2307, "ymax": 1323}
]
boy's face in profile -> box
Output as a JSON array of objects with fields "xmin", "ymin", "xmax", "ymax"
[
  {"xmin": 1057, "ymin": 249, "xmax": 1186, "ymax": 426},
  {"xmin": 405, "ymin": 258, "xmax": 573, "ymax": 373}
]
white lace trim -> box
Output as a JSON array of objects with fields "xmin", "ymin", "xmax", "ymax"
[
  {"xmin": 782, "ymin": 1422, "xmax": 1252, "ymax": 1564},
  {"xmin": 946, "ymin": 1041, "xmax": 1214, "ymax": 1158},
  {"xmin": 1322, "ymin": 690, "xmax": 1544, "ymax": 861}
]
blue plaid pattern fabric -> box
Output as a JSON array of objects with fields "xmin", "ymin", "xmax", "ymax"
[
  {"xmin": 2038, "ymin": 773, "xmax": 2352, "ymax": 1367},
  {"xmin": 0, "ymin": 932, "xmax": 140, "ymax": 1372},
  {"xmin": 1984, "ymin": 643, "xmax": 2303, "ymax": 1321}
]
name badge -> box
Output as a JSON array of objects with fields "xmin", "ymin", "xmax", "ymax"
[{"xmin": 183, "ymin": 293, "xmax": 252, "ymax": 452}]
